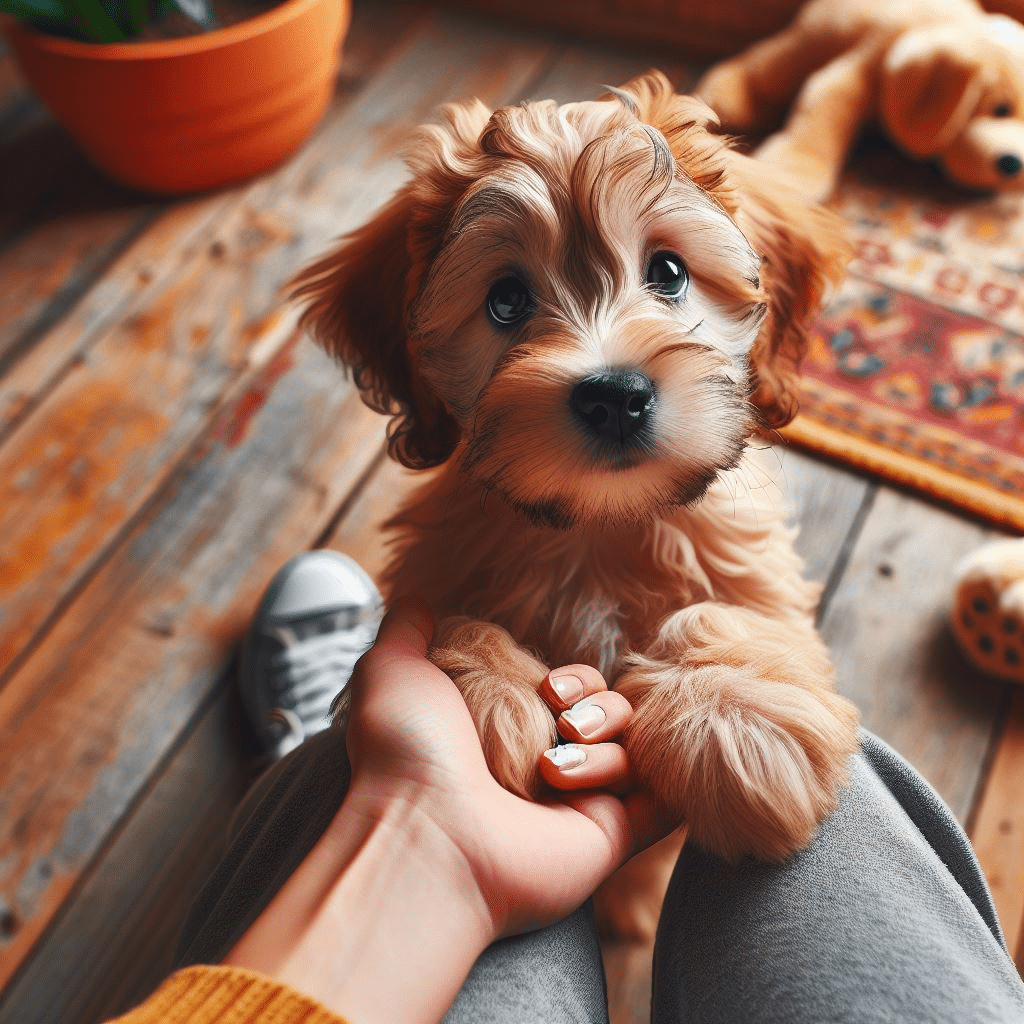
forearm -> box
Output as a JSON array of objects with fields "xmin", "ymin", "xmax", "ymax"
[{"xmin": 226, "ymin": 785, "xmax": 496, "ymax": 1024}]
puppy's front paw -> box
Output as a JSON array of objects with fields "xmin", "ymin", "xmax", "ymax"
[
  {"xmin": 952, "ymin": 539, "xmax": 1024, "ymax": 684},
  {"xmin": 431, "ymin": 617, "xmax": 556, "ymax": 799},
  {"xmin": 618, "ymin": 633, "xmax": 859, "ymax": 862}
]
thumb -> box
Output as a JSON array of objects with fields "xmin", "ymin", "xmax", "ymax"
[{"xmin": 370, "ymin": 596, "xmax": 435, "ymax": 660}]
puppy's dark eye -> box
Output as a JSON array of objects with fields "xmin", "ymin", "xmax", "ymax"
[
  {"xmin": 994, "ymin": 103, "xmax": 1013, "ymax": 118},
  {"xmin": 646, "ymin": 252, "xmax": 689, "ymax": 299},
  {"xmin": 486, "ymin": 277, "xmax": 533, "ymax": 327}
]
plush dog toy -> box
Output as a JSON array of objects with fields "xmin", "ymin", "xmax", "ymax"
[
  {"xmin": 696, "ymin": 0, "xmax": 1024, "ymax": 199},
  {"xmin": 952, "ymin": 538, "xmax": 1024, "ymax": 683}
]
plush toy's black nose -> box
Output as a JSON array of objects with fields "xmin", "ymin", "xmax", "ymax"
[
  {"xmin": 997, "ymin": 153, "xmax": 1023, "ymax": 177},
  {"xmin": 570, "ymin": 370, "xmax": 656, "ymax": 443}
]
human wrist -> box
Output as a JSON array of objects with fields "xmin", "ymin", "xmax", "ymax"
[{"xmin": 229, "ymin": 783, "xmax": 496, "ymax": 1024}]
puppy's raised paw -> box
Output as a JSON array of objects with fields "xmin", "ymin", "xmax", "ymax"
[
  {"xmin": 952, "ymin": 539, "xmax": 1024, "ymax": 684},
  {"xmin": 431, "ymin": 617, "xmax": 557, "ymax": 798},
  {"xmin": 621, "ymin": 660, "xmax": 859, "ymax": 863}
]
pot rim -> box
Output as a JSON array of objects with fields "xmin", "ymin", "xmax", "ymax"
[{"xmin": 0, "ymin": 0, "xmax": 342, "ymax": 60}]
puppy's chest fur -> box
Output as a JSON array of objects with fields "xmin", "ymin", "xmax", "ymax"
[{"xmin": 382, "ymin": 460, "xmax": 817, "ymax": 678}]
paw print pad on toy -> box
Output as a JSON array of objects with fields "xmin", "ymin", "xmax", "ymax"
[{"xmin": 951, "ymin": 539, "xmax": 1024, "ymax": 683}]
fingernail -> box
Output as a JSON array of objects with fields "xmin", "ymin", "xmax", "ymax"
[
  {"xmin": 562, "ymin": 699, "xmax": 606, "ymax": 737},
  {"xmin": 549, "ymin": 672, "xmax": 584, "ymax": 704},
  {"xmin": 543, "ymin": 744, "xmax": 587, "ymax": 770}
]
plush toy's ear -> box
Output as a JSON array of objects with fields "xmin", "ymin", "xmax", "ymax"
[
  {"xmin": 727, "ymin": 151, "xmax": 851, "ymax": 429},
  {"xmin": 291, "ymin": 100, "xmax": 492, "ymax": 469},
  {"xmin": 881, "ymin": 26, "xmax": 989, "ymax": 157}
]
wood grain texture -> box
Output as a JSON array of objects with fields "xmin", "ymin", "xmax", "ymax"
[
  {"xmin": 0, "ymin": 0, "xmax": 427, "ymax": 434},
  {"xmin": 0, "ymin": 340, "xmax": 387, "ymax": 988},
  {"xmin": 3, "ymin": 6, "xmax": 1024, "ymax": 1021},
  {"xmin": 326, "ymin": 454, "xmax": 422, "ymax": 585},
  {"xmin": 818, "ymin": 488, "xmax": 1007, "ymax": 822},
  {"xmin": 971, "ymin": 689, "xmax": 1024, "ymax": 958},
  {"xmin": 0, "ymin": 689, "xmax": 252, "ymax": 1024}
]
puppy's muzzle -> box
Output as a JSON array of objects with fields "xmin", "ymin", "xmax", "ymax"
[{"xmin": 570, "ymin": 369, "xmax": 656, "ymax": 444}]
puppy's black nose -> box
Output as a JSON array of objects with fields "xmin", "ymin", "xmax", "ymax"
[
  {"xmin": 997, "ymin": 153, "xmax": 1023, "ymax": 177},
  {"xmin": 570, "ymin": 370, "xmax": 656, "ymax": 443}
]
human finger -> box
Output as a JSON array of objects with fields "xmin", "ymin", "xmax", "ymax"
[
  {"xmin": 539, "ymin": 740, "xmax": 632, "ymax": 792},
  {"xmin": 538, "ymin": 664, "xmax": 610, "ymax": 713},
  {"xmin": 362, "ymin": 596, "xmax": 434, "ymax": 664},
  {"xmin": 556, "ymin": 691, "xmax": 633, "ymax": 744}
]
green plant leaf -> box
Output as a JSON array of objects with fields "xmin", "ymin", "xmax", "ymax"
[
  {"xmin": 65, "ymin": 0, "xmax": 127, "ymax": 41},
  {"xmin": 171, "ymin": 0, "xmax": 212, "ymax": 28},
  {"xmin": 121, "ymin": 0, "xmax": 147, "ymax": 35}
]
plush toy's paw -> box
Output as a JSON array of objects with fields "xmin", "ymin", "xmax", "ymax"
[{"xmin": 951, "ymin": 539, "xmax": 1024, "ymax": 683}]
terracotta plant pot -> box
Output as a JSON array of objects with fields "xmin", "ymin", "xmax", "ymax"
[{"xmin": 1, "ymin": 0, "xmax": 349, "ymax": 194}]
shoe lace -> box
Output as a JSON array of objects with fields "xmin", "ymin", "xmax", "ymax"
[{"xmin": 267, "ymin": 612, "xmax": 380, "ymax": 729}]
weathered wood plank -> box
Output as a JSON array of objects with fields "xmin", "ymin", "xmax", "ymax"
[
  {"xmin": 971, "ymin": 689, "xmax": 1024, "ymax": 958},
  {"xmin": 326, "ymin": 454, "xmax": 420, "ymax": 581},
  {"xmin": 769, "ymin": 444, "xmax": 873, "ymax": 591},
  {"xmin": 0, "ymin": 338, "xmax": 388, "ymax": 990},
  {"xmin": 0, "ymin": 44, "xmax": 163, "ymax": 367},
  {"xmin": 818, "ymin": 487, "xmax": 1006, "ymax": 822},
  {"xmin": 439, "ymin": 0, "xmax": 802, "ymax": 60},
  {"xmin": 0, "ymin": 688, "xmax": 252, "ymax": 1024},
  {"xmin": 0, "ymin": 11, "xmax": 562, "ymax": 993},
  {"xmin": 0, "ymin": 0, "xmax": 426, "ymax": 436},
  {"xmin": 514, "ymin": 35, "xmax": 698, "ymax": 102},
  {"xmin": 0, "ymin": 8, "xmax": 558, "ymax": 684}
]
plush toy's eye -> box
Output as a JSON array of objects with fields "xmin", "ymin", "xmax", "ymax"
[
  {"xmin": 646, "ymin": 252, "xmax": 689, "ymax": 299},
  {"xmin": 994, "ymin": 103, "xmax": 1013, "ymax": 118},
  {"xmin": 486, "ymin": 276, "xmax": 533, "ymax": 326}
]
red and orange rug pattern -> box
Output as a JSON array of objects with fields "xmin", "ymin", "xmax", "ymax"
[{"xmin": 784, "ymin": 154, "xmax": 1024, "ymax": 532}]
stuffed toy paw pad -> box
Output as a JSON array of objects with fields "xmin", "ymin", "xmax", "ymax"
[{"xmin": 951, "ymin": 539, "xmax": 1024, "ymax": 683}]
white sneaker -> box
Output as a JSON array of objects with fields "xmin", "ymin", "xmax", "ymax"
[{"xmin": 238, "ymin": 550, "xmax": 382, "ymax": 760}]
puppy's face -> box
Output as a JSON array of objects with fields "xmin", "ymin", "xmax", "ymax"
[{"xmin": 294, "ymin": 73, "xmax": 848, "ymax": 528}]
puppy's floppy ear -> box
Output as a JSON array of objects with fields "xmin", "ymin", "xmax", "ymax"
[
  {"xmin": 727, "ymin": 151, "xmax": 850, "ymax": 429},
  {"xmin": 291, "ymin": 98, "xmax": 492, "ymax": 469},
  {"xmin": 291, "ymin": 190, "xmax": 459, "ymax": 469},
  {"xmin": 880, "ymin": 26, "xmax": 988, "ymax": 157}
]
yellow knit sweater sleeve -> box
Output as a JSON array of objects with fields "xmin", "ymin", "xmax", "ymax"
[{"xmin": 106, "ymin": 964, "xmax": 348, "ymax": 1024}]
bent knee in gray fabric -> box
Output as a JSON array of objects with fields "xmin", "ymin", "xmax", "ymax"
[
  {"xmin": 652, "ymin": 730, "xmax": 1024, "ymax": 1024},
  {"xmin": 174, "ymin": 726, "xmax": 608, "ymax": 1024}
]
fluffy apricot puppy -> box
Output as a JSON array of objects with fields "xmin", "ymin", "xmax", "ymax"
[{"xmin": 293, "ymin": 72, "xmax": 859, "ymax": 880}]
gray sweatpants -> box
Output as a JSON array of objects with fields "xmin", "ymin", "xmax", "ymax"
[{"xmin": 176, "ymin": 729, "xmax": 1024, "ymax": 1023}]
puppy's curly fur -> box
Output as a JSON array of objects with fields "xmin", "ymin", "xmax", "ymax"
[{"xmin": 293, "ymin": 72, "xmax": 859, "ymax": 897}]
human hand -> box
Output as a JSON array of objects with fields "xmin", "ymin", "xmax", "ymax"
[
  {"xmin": 342, "ymin": 597, "xmax": 675, "ymax": 937},
  {"xmin": 226, "ymin": 598, "xmax": 673, "ymax": 1023}
]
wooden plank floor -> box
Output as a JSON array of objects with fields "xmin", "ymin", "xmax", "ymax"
[{"xmin": 0, "ymin": 3, "xmax": 1021, "ymax": 1021}]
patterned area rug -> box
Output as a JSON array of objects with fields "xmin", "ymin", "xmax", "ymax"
[{"xmin": 783, "ymin": 145, "xmax": 1024, "ymax": 533}]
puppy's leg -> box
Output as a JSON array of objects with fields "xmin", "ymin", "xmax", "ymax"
[
  {"xmin": 430, "ymin": 616, "xmax": 556, "ymax": 799},
  {"xmin": 616, "ymin": 603, "xmax": 859, "ymax": 863}
]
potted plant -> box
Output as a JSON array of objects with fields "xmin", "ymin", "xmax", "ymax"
[{"xmin": 0, "ymin": 0, "xmax": 349, "ymax": 193}]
